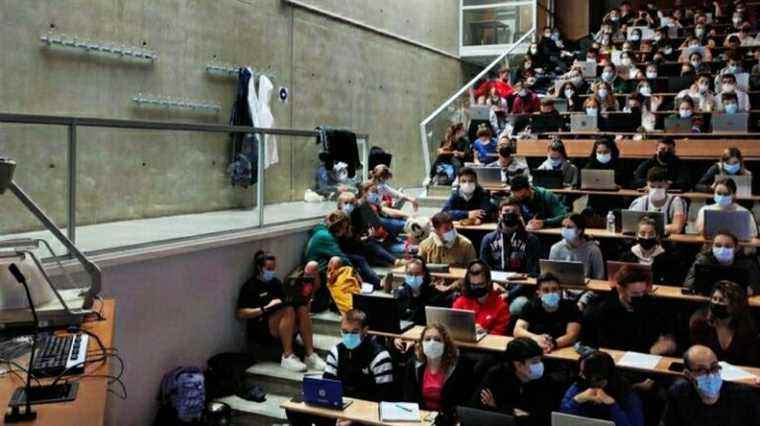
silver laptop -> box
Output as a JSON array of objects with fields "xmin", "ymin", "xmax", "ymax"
[
  {"xmin": 704, "ymin": 210, "xmax": 753, "ymax": 241},
  {"xmin": 735, "ymin": 73, "xmax": 750, "ymax": 91},
  {"xmin": 581, "ymin": 169, "xmax": 617, "ymax": 190},
  {"xmin": 571, "ymin": 114, "xmax": 598, "ymax": 132},
  {"xmin": 0, "ymin": 251, "xmax": 91, "ymax": 330},
  {"xmin": 712, "ymin": 113, "xmax": 749, "ymax": 133},
  {"xmin": 621, "ymin": 210, "xmax": 666, "ymax": 236},
  {"xmin": 554, "ymin": 98, "xmax": 568, "ymax": 113},
  {"xmin": 539, "ymin": 260, "xmax": 587, "ymax": 286},
  {"xmin": 721, "ymin": 175, "xmax": 752, "ymax": 198},
  {"xmin": 473, "ymin": 167, "xmax": 503, "ymax": 187},
  {"xmin": 552, "ymin": 412, "xmax": 614, "ymax": 426},
  {"xmin": 664, "ymin": 116, "xmax": 693, "ymax": 133},
  {"xmin": 469, "ymin": 105, "xmax": 491, "ymax": 121},
  {"xmin": 580, "ymin": 61, "xmax": 597, "ymax": 78},
  {"xmin": 425, "ymin": 306, "xmax": 487, "ymax": 342}
]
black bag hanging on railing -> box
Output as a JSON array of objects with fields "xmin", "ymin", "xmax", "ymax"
[
  {"xmin": 316, "ymin": 126, "xmax": 361, "ymax": 178},
  {"xmin": 228, "ymin": 68, "xmax": 258, "ymax": 187}
]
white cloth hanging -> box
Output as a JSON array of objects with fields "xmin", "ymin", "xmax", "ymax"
[{"xmin": 257, "ymin": 75, "xmax": 278, "ymax": 168}]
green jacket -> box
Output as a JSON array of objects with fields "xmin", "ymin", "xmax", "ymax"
[
  {"xmin": 304, "ymin": 224, "xmax": 351, "ymax": 271},
  {"xmin": 526, "ymin": 186, "xmax": 568, "ymax": 227}
]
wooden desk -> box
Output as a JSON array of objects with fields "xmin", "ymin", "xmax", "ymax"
[
  {"xmin": 454, "ymin": 222, "xmax": 760, "ymax": 247},
  {"xmin": 390, "ymin": 266, "xmax": 760, "ymax": 308},
  {"xmin": 281, "ymin": 398, "xmax": 434, "ymax": 426},
  {"xmin": 481, "ymin": 184, "xmax": 760, "ymax": 202},
  {"xmin": 383, "ymin": 326, "xmax": 760, "ymax": 387},
  {"xmin": 517, "ymin": 139, "xmax": 760, "ymax": 160},
  {"xmin": 0, "ymin": 300, "xmax": 116, "ymax": 426}
]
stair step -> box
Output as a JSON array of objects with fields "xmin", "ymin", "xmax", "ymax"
[
  {"xmin": 417, "ymin": 196, "xmax": 448, "ymax": 208},
  {"xmin": 217, "ymin": 393, "xmax": 290, "ymax": 424},
  {"xmin": 246, "ymin": 361, "xmax": 322, "ymax": 396},
  {"xmin": 311, "ymin": 311, "xmax": 342, "ymax": 336},
  {"xmin": 427, "ymin": 185, "xmax": 453, "ymax": 197}
]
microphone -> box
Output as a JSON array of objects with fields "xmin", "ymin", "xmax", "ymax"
[{"xmin": 4, "ymin": 263, "xmax": 38, "ymax": 422}]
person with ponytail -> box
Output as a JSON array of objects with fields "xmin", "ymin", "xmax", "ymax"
[{"xmin": 236, "ymin": 251, "xmax": 326, "ymax": 372}]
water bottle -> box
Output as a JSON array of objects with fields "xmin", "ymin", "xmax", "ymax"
[{"xmin": 606, "ymin": 211, "xmax": 616, "ymax": 233}]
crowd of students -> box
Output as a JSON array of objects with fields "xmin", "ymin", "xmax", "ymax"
[{"xmin": 235, "ymin": 2, "xmax": 760, "ymax": 425}]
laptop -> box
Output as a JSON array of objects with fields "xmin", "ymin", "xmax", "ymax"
[
  {"xmin": 425, "ymin": 306, "xmax": 487, "ymax": 342},
  {"xmin": 711, "ymin": 113, "xmax": 749, "ymax": 133},
  {"xmin": 554, "ymin": 98, "xmax": 568, "ymax": 113},
  {"xmin": 735, "ymin": 73, "xmax": 750, "ymax": 91},
  {"xmin": 552, "ymin": 412, "xmax": 614, "ymax": 426},
  {"xmin": 458, "ymin": 406, "xmax": 516, "ymax": 426},
  {"xmin": 627, "ymin": 26, "xmax": 654, "ymax": 41},
  {"xmin": 539, "ymin": 260, "xmax": 587, "ymax": 286},
  {"xmin": 600, "ymin": 113, "xmax": 640, "ymax": 132},
  {"xmin": 302, "ymin": 377, "xmax": 352, "ymax": 410},
  {"xmin": 692, "ymin": 264, "xmax": 750, "ymax": 296},
  {"xmin": 581, "ymin": 169, "xmax": 617, "ymax": 191},
  {"xmin": 351, "ymin": 293, "xmax": 414, "ymax": 334},
  {"xmin": 667, "ymin": 76, "xmax": 694, "ymax": 92},
  {"xmin": 664, "ymin": 115, "xmax": 693, "ymax": 133},
  {"xmin": 721, "ymin": 175, "xmax": 752, "ymax": 198},
  {"xmin": 469, "ymin": 105, "xmax": 491, "ymax": 121},
  {"xmin": 570, "ymin": 114, "xmax": 598, "ymax": 132},
  {"xmin": 703, "ymin": 210, "xmax": 753, "ymax": 241},
  {"xmin": 472, "ymin": 167, "xmax": 503, "ymax": 187},
  {"xmin": 606, "ymin": 261, "xmax": 652, "ymax": 285},
  {"xmin": 531, "ymin": 114, "xmax": 565, "ymax": 133},
  {"xmin": 0, "ymin": 251, "xmax": 94, "ymax": 334},
  {"xmin": 532, "ymin": 169, "xmax": 565, "ymax": 189},
  {"xmin": 620, "ymin": 210, "xmax": 666, "ymax": 236}
]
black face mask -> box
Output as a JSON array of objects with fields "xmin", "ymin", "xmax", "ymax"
[
  {"xmin": 469, "ymin": 284, "xmax": 489, "ymax": 298},
  {"xmin": 500, "ymin": 212, "xmax": 520, "ymax": 230},
  {"xmin": 629, "ymin": 295, "xmax": 648, "ymax": 310},
  {"xmin": 657, "ymin": 150, "xmax": 675, "ymax": 164},
  {"xmin": 637, "ymin": 237, "xmax": 657, "ymax": 250},
  {"xmin": 710, "ymin": 303, "xmax": 730, "ymax": 320}
]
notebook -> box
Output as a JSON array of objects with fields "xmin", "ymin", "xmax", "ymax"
[{"xmin": 378, "ymin": 402, "xmax": 420, "ymax": 422}]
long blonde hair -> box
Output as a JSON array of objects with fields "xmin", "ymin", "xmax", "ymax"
[{"xmin": 415, "ymin": 323, "xmax": 459, "ymax": 372}]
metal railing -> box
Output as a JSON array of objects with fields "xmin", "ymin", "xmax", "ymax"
[
  {"xmin": 419, "ymin": 28, "xmax": 535, "ymax": 181},
  {"xmin": 0, "ymin": 112, "xmax": 369, "ymax": 251}
]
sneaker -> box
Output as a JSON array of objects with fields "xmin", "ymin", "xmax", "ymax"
[
  {"xmin": 281, "ymin": 354, "xmax": 307, "ymax": 372},
  {"xmin": 304, "ymin": 352, "xmax": 327, "ymax": 371}
]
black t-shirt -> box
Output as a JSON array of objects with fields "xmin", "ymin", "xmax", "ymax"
[
  {"xmin": 518, "ymin": 299, "xmax": 581, "ymax": 339},
  {"xmin": 661, "ymin": 380, "xmax": 760, "ymax": 426},
  {"xmin": 236, "ymin": 277, "xmax": 285, "ymax": 337}
]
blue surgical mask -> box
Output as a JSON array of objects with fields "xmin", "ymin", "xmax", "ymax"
[
  {"xmin": 341, "ymin": 203, "xmax": 355, "ymax": 214},
  {"xmin": 405, "ymin": 275, "xmax": 423, "ymax": 290},
  {"xmin": 586, "ymin": 108, "xmax": 598, "ymax": 116},
  {"xmin": 713, "ymin": 246, "xmax": 734, "ymax": 264},
  {"xmin": 695, "ymin": 373, "xmax": 722, "ymax": 400},
  {"xmin": 723, "ymin": 163, "xmax": 741, "ymax": 174},
  {"xmin": 548, "ymin": 157, "xmax": 563, "ymax": 168},
  {"xmin": 596, "ymin": 153, "xmax": 612, "ymax": 164},
  {"xmin": 261, "ymin": 270, "xmax": 275, "ymax": 282},
  {"xmin": 341, "ymin": 332, "xmax": 362, "ymax": 350},
  {"xmin": 725, "ymin": 104, "xmax": 738, "ymax": 114},
  {"xmin": 527, "ymin": 361, "xmax": 545, "ymax": 381},
  {"xmin": 561, "ymin": 227, "xmax": 578, "ymax": 242},
  {"xmin": 714, "ymin": 194, "xmax": 732, "ymax": 207},
  {"xmin": 540, "ymin": 293, "xmax": 561, "ymax": 310},
  {"xmin": 442, "ymin": 229, "xmax": 457, "ymax": 244}
]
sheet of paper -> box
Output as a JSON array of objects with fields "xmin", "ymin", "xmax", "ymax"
[
  {"xmin": 379, "ymin": 402, "xmax": 420, "ymax": 422},
  {"xmin": 617, "ymin": 352, "xmax": 662, "ymax": 370},
  {"xmin": 491, "ymin": 271, "xmax": 519, "ymax": 282},
  {"xmin": 720, "ymin": 362, "xmax": 756, "ymax": 381}
]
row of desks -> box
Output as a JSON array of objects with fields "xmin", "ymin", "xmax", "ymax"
[
  {"xmin": 482, "ymin": 184, "xmax": 760, "ymax": 201},
  {"xmin": 281, "ymin": 399, "xmax": 435, "ymax": 426},
  {"xmin": 454, "ymin": 221, "xmax": 760, "ymax": 248}
]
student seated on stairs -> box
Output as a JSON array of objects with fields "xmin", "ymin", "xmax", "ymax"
[{"xmin": 236, "ymin": 251, "xmax": 327, "ymax": 372}]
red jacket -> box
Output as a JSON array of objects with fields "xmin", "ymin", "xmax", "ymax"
[
  {"xmin": 473, "ymin": 80, "xmax": 514, "ymax": 99},
  {"xmin": 452, "ymin": 291, "xmax": 510, "ymax": 336},
  {"xmin": 511, "ymin": 92, "xmax": 541, "ymax": 114}
]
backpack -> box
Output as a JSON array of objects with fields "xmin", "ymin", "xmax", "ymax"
[
  {"xmin": 433, "ymin": 163, "xmax": 455, "ymax": 185},
  {"xmin": 227, "ymin": 153, "xmax": 252, "ymax": 188},
  {"xmin": 205, "ymin": 353, "xmax": 266, "ymax": 403},
  {"xmin": 369, "ymin": 146, "xmax": 392, "ymax": 170},
  {"xmin": 156, "ymin": 367, "xmax": 206, "ymax": 425}
]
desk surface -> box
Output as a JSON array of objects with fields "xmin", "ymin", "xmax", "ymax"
[
  {"xmin": 391, "ymin": 266, "xmax": 760, "ymax": 308},
  {"xmin": 454, "ymin": 222, "xmax": 760, "ymax": 247},
  {"xmin": 480, "ymin": 185, "xmax": 760, "ymax": 202},
  {"xmin": 0, "ymin": 299, "xmax": 116, "ymax": 426},
  {"xmin": 281, "ymin": 399, "xmax": 434, "ymax": 426},
  {"xmin": 386, "ymin": 326, "xmax": 760, "ymax": 387}
]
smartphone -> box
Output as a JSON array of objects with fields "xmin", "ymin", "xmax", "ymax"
[
  {"xmin": 681, "ymin": 288, "xmax": 696, "ymax": 295},
  {"xmin": 668, "ymin": 362, "xmax": 685, "ymax": 373}
]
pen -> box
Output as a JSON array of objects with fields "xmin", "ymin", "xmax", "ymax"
[{"xmin": 395, "ymin": 403, "xmax": 413, "ymax": 413}]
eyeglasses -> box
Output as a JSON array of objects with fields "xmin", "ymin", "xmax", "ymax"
[{"xmin": 688, "ymin": 363, "xmax": 721, "ymax": 377}]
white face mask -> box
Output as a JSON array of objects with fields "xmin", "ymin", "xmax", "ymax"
[
  {"xmin": 621, "ymin": 58, "xmax": 632, "ymax": 66},
  {"xmin": 422, "ymin": 340, "xmax": 445, "ymax": 360},
  {"xmin": 679, "ymin": 109, "xmax": 692, "ymax": 119},
  {"xmin": 586, "ymin": 107, "xmax": 598, "ymax": 116},
  {"xmin": 598, "ymin": 89, "xmax": 609, "ymax": 98},
  {"xmin": 564, "ymin": 89, "xmax": 575, "ymax": 98},
  {"xmin": 460, "ymin": 181, "xmax": 476, "ymax": 196},
  {"xmin": 722, "ymin": 83, "xmax": 735, "ymax": 93},
  {"xmin": 596, "ymin": 153, "xmax": 612, "ymax": 164},
  {"xmin": 649, "ymin": 187, "xmax": 667, "ymax": 202},
  {"xmin": 639, "ymin": 86, "xmax": 651, "ymax": 96},
  {"xmin": 646, "ymin": 71, "xmax": 657, "ymax": 79}
]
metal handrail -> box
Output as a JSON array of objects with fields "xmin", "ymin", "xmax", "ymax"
[
  {"xmin": 418, "ymin": 29, "xmax": 535, "ymax": 179},
  {"xmin": 0, "ymin": 112, "xmax": 369, "ymax": 251}
]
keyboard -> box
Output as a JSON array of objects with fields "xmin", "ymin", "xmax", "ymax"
[{"xmin": 30, "ymin": 333, "xmax": 89, "ymax": 378}]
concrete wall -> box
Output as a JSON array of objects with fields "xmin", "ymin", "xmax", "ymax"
[
  {"xmin": 97, "ymin": 225, "xmax": 312, "ymax": 426},
  {"xmin": 0, "ymin": 0, "xmax": 463, "ymax": 233}
]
